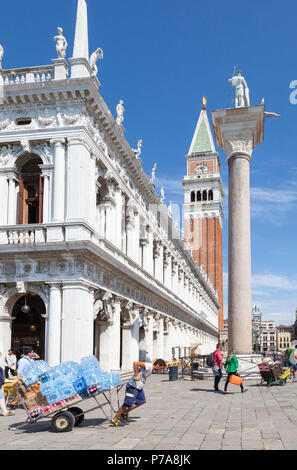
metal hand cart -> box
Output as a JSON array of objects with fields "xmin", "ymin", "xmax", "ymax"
[
  {"xmin": 20, "ymin": 382, "xmax": 126, "ymax": 433},
  {"xmin": 258, "ymin": 363, "xmax": 292, "ymax": 386}
]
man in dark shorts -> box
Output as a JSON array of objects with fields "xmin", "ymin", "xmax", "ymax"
[{"xmin": 110, "ymin": 359, "xmax": 166, "ymax": 426}]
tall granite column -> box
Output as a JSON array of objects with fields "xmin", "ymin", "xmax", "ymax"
[{"xmin": 212, "ymin": 105, "xmax": 265, "ymax": 354}]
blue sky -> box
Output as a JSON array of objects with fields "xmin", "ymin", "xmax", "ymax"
[{"xmin": 1, "ymin": 0, "xmax": 297, "ymax": 325}]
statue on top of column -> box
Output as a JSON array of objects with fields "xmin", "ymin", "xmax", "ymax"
[
  {"xmin": 228, "ymin": 70, "xmax": 250, "ymax": 108},
  {"xmin": 54, "ymin": 27, "xmax": 68, "ymax": 60}
]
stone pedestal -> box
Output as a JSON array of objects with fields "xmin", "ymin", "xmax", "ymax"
[{"xmin": 212, "ymin": 105, "xmax": 265, "ymax": 355}]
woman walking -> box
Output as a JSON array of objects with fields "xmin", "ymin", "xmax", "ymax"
[{"xmin": 224, "ymin": 350, "xmax": 247, "ymax": 394}]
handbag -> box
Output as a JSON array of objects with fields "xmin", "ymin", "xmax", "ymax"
[{"xmin": 229, "ymin": 373, "xmax": 243, "ymax": 386}]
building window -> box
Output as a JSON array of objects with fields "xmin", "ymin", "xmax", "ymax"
[
  {"xmin": 208, "ymin": 189, "xmax": 213, "ymax": 201},
  {"xmin": 191, "ymin": 191, "xmax": 195, "ymax": 202},
  {"xmin": 18, "ymin": 156, "xmax": 43, "ymax": 225}
]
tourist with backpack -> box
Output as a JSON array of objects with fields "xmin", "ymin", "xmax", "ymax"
[{"xmin": 211, "ymin": 343, "xmax": 224, "ymax": 392}]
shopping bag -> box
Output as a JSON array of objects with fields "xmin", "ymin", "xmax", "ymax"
[{"xmin": 229, "ymin": 374, "xmax": 243, "ymax": 386}]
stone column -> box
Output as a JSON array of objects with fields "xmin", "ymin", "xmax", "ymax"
[
  {"xmin": 46, "ymin": 283, "xmax": 62, "ymax": 366},
  {"xmin": 61, "ymin": 281, "xmax": 94, "ymax": 362},
  {"xmin": 0, "ymin": 315, "xmax": 15, "ymax": 365},
  {"xmin": 130, "ymin": 306, "xmax": 140, "ymax": 362},
  {"xmin": 39, "ymin": 167, "xmax": 52, "ymax": 224},
  {"xmin": 0, "ymin": 176, "xmax": 8, "ymax": 224},
  {"xmin": 89, "ymin": 152, "xmax": 97, "ymax": 230},
  {"xmin": 52, "ymin": 139, "xmax": 66, "ymax": 222},
  {"xmin": 99, "ymin": 296, "xmax": 121, "ymax": 371},
  {"xmin": 66, "ymin": 137, "xmax": 91, "ymax": 225},
  {"xmin": 154, "ymin": 315, "xmax": 164, "ymax": 359},
  {"xmin": 141, "ymin": 310, "xmax": 154, "ymax": 362},
  {"xmin": 7, "ymin": 176, "xmax": 17, "ymax": 225},
  {"xmin": 212, "ymin": 105, "xmax": 264, "ymax": 355},
  {"xmin": 114, "ymin": 187, "xmax": 123, "ymax": 250},
  {"xmin": 163, "ymin": 318, "xmax": 172, "ymax": 361}
]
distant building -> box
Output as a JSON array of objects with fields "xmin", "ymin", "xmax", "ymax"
[
  {"xmin": 259, "ymin": 320, "xmax": 277, "ymax": 353},
  {"xmin": 252, "ymin": 307, "xmax": 277, "ymax": 354},
  {"xmin": 220, "ymin": 319, "xmax": 228, "ymax": 352},
  {"xmin": 292, "ymin": 308, "xmax": 297, "ymax": 341},
  {"xmin": 276, "ymin": 325, "xmax": 293, "ymax": 351}
]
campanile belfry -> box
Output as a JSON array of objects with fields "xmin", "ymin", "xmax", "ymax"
[{"xmin": 183, "ymin": 98, "xmax": 224, "ymax": 332}]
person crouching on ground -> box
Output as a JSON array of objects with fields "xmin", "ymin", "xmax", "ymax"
[
  {"xmin": 224, "ymin": 350, "xmax": 247, "ymax": 394},
  {"xmin": 110, "ymin": 359, "xmax": 166, "ymax": 426}
]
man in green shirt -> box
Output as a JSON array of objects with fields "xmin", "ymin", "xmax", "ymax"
[{"xmin": 285, "ymin": 346, "xmax": 297, "ymax": 382}]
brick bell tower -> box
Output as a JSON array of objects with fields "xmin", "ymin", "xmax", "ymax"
[{"xmin": 183, "ymin": 97, "xmax": 224, "ymax": 332}]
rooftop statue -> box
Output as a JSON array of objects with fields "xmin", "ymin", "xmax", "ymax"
[
  {"xmin": 116, "ymin": 100, "xmax": 125, "ymax": 126},
  {"xmin": 90, "ymin": 48, "xmax": 103, "ymax": 77},
  {"xmin": 150, "ymin": 163, "xmax": 157, "ymax": 185},
  {"xmin": 0, "ymin": 45, "xmax": 3, "ymax": 70},
  {"xmin": 133, "ymin": 139, "xmax": 143, "ymax": 161},
  {"xmin": 228, "ymin": 70, "xmax": 250, "ymax": 108},
  {"xmin": 160, "ymin": 186, "xmax": 165, "ymax": 203},
  {"xmin": 54, "ymin": 27, "xmax": 68, "ymax": 59}
]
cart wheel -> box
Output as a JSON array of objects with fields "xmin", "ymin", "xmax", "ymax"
[
  {"xmin": 69, "ymin": 407, "xmax": 85, "ymax": 427},
  {"xmin": 279, "ymin": 379, "xmax": 285, "ymax": 386},
  {"xmin": 51, "ymin": 411, "xmax": 75, "ymax": 433}
]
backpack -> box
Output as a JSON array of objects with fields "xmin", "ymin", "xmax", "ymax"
[{"xmin": 206, "ymin": 351, "xmax": 215, "ymax": 367}]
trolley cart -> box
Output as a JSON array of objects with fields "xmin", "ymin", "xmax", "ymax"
[
  {"xmin": 258, "ymin": 363, "xmax": 292, "ymax": 386},
  {"xmin": 20, "ymin": 383, "xmax": 126, "ymax": 433}
]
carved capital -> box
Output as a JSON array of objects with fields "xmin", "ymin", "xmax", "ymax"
[{"xmin": 225, "ymin": 135, "xmax": 253, "ymax": 162}]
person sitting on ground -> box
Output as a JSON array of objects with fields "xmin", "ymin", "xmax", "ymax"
[
  {"xmin": 110, "ymin": 359, "xmax": 166, "ymax": 426},
  {"xmin": 224, "ymin": 349, "xmax": 247, "ymax": 394}
]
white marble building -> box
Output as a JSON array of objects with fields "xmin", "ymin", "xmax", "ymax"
[{"xmin": 0, "ymin": 0, "xmax": 219, "ymax": 371}]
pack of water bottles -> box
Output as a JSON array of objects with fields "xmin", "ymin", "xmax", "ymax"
[{"xmin": 20, "ymin": 356, "xmax": 122, "ymax": 406}]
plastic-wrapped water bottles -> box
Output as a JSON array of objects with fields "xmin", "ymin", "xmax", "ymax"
[
  {"xmin": 24, "ymin": 355, "xmax": 122, "ymax": 407},
  {"xmin": 111, "ymin": 373, "xmax": 122, "ymax": 388}
]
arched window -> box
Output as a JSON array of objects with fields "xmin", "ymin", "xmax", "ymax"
[
  {"xmin": 191, "ymin": 191, "xmax": 195, "ymax": 202},
  {"xmin": 197, "ymin": 191, "xmax": 202, "ymax": 202},
  {"xmin": 18, "ymin": 156, "xmax": 43, "ymax": 225},
  {"xmin": 208, "ymin": 190, "xmax": 213, "ymax": 201},
  {"xmin": 202, "ymin": 190, "xmax": 207, "ymax": 201}
]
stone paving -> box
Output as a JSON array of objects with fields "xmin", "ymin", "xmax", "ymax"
[{"xmin": 1, "ymin": 373, "xmax": 297, "ymax": 450}]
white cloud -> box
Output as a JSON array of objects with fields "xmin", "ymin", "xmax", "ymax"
[
  {"xmin": 251, "ymin": 187, "xmax": 297, "ymax": 204},
  {"xmin": 252, "ymin": 273, "xmax": 297, "ymax": 290},
  {"xmin": 155, "ymin": 177, "xmax": 184, "ymax": 196}
]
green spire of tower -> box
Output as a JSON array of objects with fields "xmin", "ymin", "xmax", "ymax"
[{"xmin": 188, "ymin": 97, "xmax": 216, "ymax": 155}]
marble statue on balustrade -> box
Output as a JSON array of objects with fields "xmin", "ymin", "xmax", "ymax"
[
  {"xmin": 132, "ymin": 139, "xmax": 143, "ymax": 162},
  {"xmin": 116, "ymin": 100, "xmax": 125, "ymax": 126},
  {"xmin": 53, "ymin": 27, "xmax": 68, "ymax": 59},
  {"xmin": 0, "ymin": 45, "xmax": 3, "ymax": 70},
  {"xmin": 89, "ymin": 48, "xmax": 103, "ymax": 77},
  {"xmin": 150, "ymin": 163, "xmax": 157, "ymax": 185},
  {"xmin": 228, "ymin": 70, "xmax": 250, "ymax": 108},
  {"xmin": 160, "ymin": 186, "xmax": 165, "ymax": 203}
]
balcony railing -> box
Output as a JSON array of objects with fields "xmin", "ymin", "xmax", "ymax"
[{"xmin": 2, "ymin": 65, "xmax": 54, "ymax": 86}]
